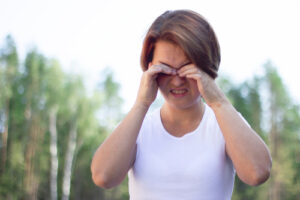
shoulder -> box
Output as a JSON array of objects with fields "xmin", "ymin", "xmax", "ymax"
[
  {"xmin": 202, "ymin": 104, "xmax": 219, "ymax": 126},
  {"xmin": 143, "ymin": 107, "xmax": 161, "ymax": 125},
  {"xmin": 201, "ymin": 104, "xmax": 225, "ymax": 141},
  {"xmin": 137, "ymin": 107, "xmax": 161, "ymax": 141}
]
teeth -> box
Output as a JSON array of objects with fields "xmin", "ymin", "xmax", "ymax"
[{"xmin": 172, "ymin": 89, "xmax": 186, "ymax": 94}]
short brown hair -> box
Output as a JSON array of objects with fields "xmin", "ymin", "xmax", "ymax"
[{"xmin": 140, "ymin": 10, "xmax": 220, "ymax": 79}]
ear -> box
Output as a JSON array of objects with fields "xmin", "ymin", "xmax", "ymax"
[{"xmin": 148, "ymin": 62, "xmax": 153, "ymax": 68}]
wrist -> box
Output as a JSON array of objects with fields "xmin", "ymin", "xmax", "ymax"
[
  {"xmin": 133, "ymin": 100, "xmax": 152, "ymax": 111},
  {"xmin": 209, "ymin": 97, "xmax": 231, "ymax": 112}
]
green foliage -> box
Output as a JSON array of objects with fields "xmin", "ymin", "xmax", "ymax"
[
  {"xmin": 97, "ymin": 67, "xmax": 124, "ymax": 131},
  {"xmin": 219, "ymin": 61, "xmax": 300, "ymax": 199},
  {"xmin": 0, "ymin": 35, "xmax": 18, "ymax": 101},
  {"xmin": 1, "ymin": 36, "xmax": 300, "ymax": 200},
  {"xmin": 0, "ymin": 35, "xmax": 124, "ymax": 199}
]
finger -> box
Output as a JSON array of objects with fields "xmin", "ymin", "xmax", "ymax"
[
  {"xmin": 186, "ymin": 73, "xmax": 203, "ymax": 93},
  {"xmin": 178, "ymin": 67, "xmax": 199, "ymax": 77},
  {"xmin": 177, "ymin": 63, "xmax": 195, "ymax": 71},
  {"xmin": 149, "ymin": 64, "xmax": 176, "ymax": 76},
  {"xmin": 157, "ymin": 64, "xmax": 177, "ymax": 75},
  {"xmin": 186, "ymin": 73, "xmax": 202, "ymax": 80},
  {"xmin": 178, "ymin": 64, "xmax": 197, "ymax": 74}
]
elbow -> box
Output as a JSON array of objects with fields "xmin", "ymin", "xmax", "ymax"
[
  {"xmin": 247, "ymin": 160, "xmax": 272, "ymax": 186},
  {"xmin": 248, "ymin": 169, "xmax": 271, "ymax": 186},
  {"xmin": 90, "ymin": 159, "xmax": 128, "ymax": 189},
  {"xmin": 91, "ymin": 171, "xmax": 115, "ymax": 189},
  {"xmin": 91, "ymin": 162, "xmax": 116, "ymax": 189}
]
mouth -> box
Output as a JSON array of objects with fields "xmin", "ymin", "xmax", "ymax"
[{"xmin": 170, "ymin": 88, "xmax": 188, "ymax": 97}]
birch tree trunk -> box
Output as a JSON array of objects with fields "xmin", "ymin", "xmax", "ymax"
[
  {"xmin": 62, "ymin": 121, "xmax": 77, "ymax": 200},
  {"xmin": 49, "ymin": 107, "xmax": 58, "ymax": 200}
]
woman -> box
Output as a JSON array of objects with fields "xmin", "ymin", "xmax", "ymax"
[{"xmin": 91, "ymin": 9, "xmax": 272, "ymax": 199}]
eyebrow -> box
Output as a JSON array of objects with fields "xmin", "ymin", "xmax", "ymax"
[{"xmin": 159, "ymin": 61, "xmax": 192, "ymax": 69}]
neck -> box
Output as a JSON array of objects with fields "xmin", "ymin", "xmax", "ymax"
[{"xmin": 161, "ymin": 100, "xmax": 204, "ymax": 124}]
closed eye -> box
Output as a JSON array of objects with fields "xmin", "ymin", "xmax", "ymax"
[
  {"xmin": 157, "ymin": 72, "xmax": 172, "ymax": 77},
  {"xmin": 159, "ymin": 61, "xmax": 192, "ymax": 70}
]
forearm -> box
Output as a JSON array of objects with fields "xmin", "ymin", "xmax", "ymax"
[
  {"xmin": 211, "ymin": 98, "xmax": 272, "ymax": 186},
  {"xmin": 91, "ymin": 102, "xmax": 149, "ymax": 188}
]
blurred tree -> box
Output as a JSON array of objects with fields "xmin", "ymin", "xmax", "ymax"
[
  {"xmin": 0, "ymin": 36, "xmax": 120, "ymax": 200},
  {"xmin": 222, "ymin": 61, "xmax": 300, "ymax": 200},
  {"xmin": 61, "ymin": 76, "xmax": 84, "ymax": 200},
  {"xmin": 94, "ymin": 68, "xmax": 128, "ymax": 200},
  {"xmin": 263, "ymin": 61, "xmax": 300, "ymax": 199},
  {"xmin": 22, "ymin": 49, "xmax": 48, "ymax": 200},
  {"xmin": 68, "ymin": 68, "xmax": 125, "ymax": 200},
  {"xmin": 44, "ymin": 59, "xmax": 64, "ymax": 200},
  {"xmin": 97, "ymin": 68, "xmax": 123, "ymax": 131},
  {"xmin": 0, "ymin": 35, "xmax": 19, "ymax": 175}
]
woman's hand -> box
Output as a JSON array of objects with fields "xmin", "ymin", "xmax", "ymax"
[
  {"xmin": 177, "ymin": 64, "xmax": 228, "ymax": 108},
  {"xmin": 91, "ymin": 63, "xmax": 177, "ymax": 189},
  {"xmin": 136, "ymin": 63, "xmax": 176, "ymax": 107},
  {"xmin": 179, "ymin": 64, "xmax": 272, "ymax": 185}
]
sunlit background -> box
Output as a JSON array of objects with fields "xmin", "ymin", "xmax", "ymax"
[{"xmin": 1, "ymin": 0, "xmax": 300, "ymax": 199}]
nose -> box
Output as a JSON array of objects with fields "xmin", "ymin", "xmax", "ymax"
[{"xmin": 170, "ymin": 74, "xmax": 185, "ymax": 87}]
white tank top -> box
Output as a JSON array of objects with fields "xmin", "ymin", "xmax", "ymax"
[{"xmin": 128, "ymin": 104, "xmax": 235, "ymax": 200}]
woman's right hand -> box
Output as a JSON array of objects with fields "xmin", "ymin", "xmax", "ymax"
[{"xmin": 135, "ymin": 63, "xmax": 176, "ymax": 107}]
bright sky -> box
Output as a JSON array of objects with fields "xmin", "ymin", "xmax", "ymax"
[{"xmin": 1, "ymin": 0, "xmax": 300, "ymax": 112}]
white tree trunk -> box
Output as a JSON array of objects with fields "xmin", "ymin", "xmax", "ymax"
[
  {"xmin": 49, "ymin": 107, "xmax": 58, "ymax": 200},
  {"xmin": 62, "ymin": 121, "xmax": 77, "ymax": 200}
]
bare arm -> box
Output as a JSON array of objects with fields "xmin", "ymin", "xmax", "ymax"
[
  {"xmin": 91, "ymin": 103, "xmax": 149, "ymax": 189},
  {"xmin": 179, "ymin": 64, "xmax": 272, "ymax": 186},
  {"xmin": 91, "ymin": 64, "xmax": 176, "ymax": 189},
  {"xmin": 211, "ymin": 96, "xmax": 272, "ymax": 186}
]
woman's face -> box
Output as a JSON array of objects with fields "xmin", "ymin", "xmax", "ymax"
[{"xmin": 151, "ymin": 40, "xmax": 202, "ymax": 109}]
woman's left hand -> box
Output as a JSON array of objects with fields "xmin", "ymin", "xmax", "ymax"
[
  {"xmin": 177, "ymin": 64, "xmax": 228, "ymax": 108},
  {"xmin": 179, "ymin": 64, "xmax": 272, "ymax": 186}
]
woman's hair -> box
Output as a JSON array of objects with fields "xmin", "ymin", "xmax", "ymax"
[{"xmin": 140, "ymin": 9, "xmax": 220, "ymax": 79}]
